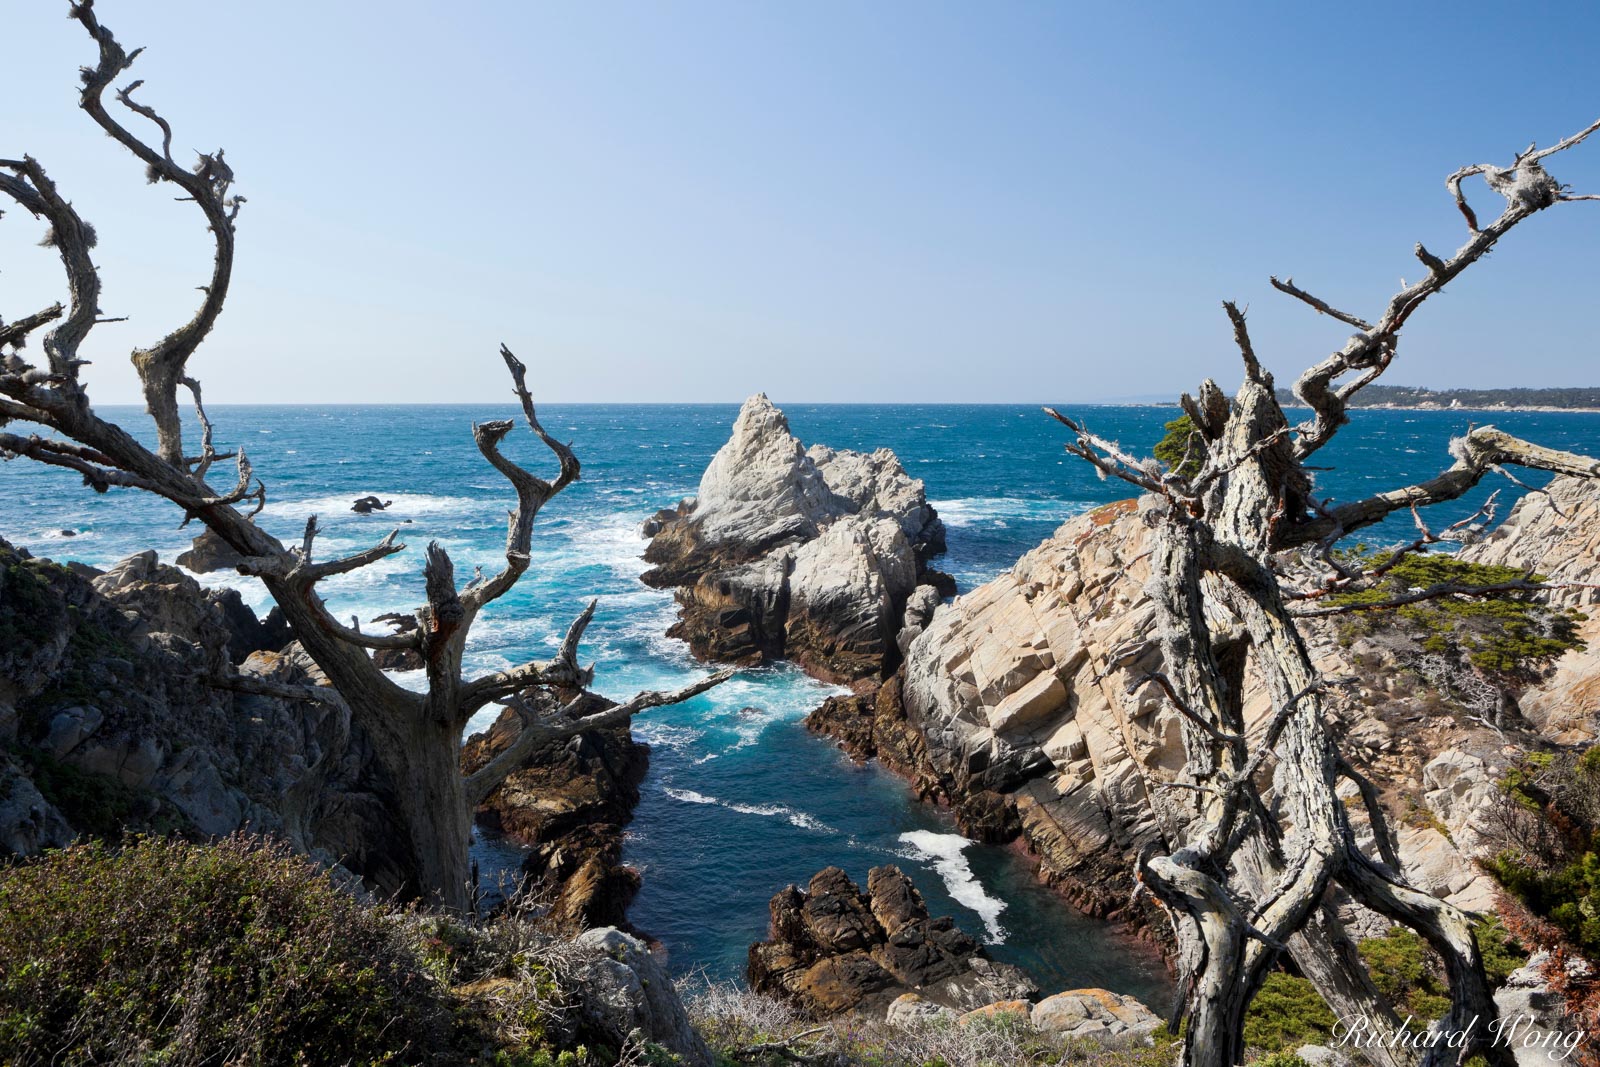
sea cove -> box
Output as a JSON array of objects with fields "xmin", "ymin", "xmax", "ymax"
[{"xmin": 6, "ymin": 402, "xmax": 1597, "ymax": 1006}]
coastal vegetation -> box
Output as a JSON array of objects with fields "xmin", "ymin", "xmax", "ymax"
[
  {"xmin": 5, "ymin": 5, "xmax": 1600, "ymax": 1067},
  {"xmin": 1327, "ymin": 551, "xmax": 1587, "ymax": 679}
]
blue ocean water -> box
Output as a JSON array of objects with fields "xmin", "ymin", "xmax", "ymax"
[{"xmin": 5, "ymin": 402, "xmax": 1598, "ymax": 1008}]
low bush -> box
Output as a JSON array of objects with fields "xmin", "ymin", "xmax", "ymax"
[
  {"xmin": 1328, "ymin": 553, "xmax": 1585, "ymax": 681},
  {"xmin": 0, "ymin": 835, "xmax": 625, "ymax": 1067},
  {"xmin": 0, "ymin": 835, "xmax": 451, "ymax": 1065}
]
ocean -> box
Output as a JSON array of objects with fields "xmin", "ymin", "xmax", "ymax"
[{"xmin": 5, "ymin": 401, "xmax": 1598, "ymax": 1009}]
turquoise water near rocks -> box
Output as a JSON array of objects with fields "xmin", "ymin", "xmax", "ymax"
[{"xmin": 6, "ymin": 402, "xmax": 1598, "ymax": 1009}]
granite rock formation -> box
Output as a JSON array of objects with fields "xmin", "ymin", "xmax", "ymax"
[
  {"xmin": 747, "ymin": 865, "xmax": 1036, "ymax": 1019},
  {"xmin": 1, "ymin": 538, "xmax": 653, "ymax": 920},
  {"xmin": 809, "ymin": 480, "xmax": 1600, "ymax": 931},
  {"xmin": 643, "ymin": 395, "xmax": 948, "ymax": 683},
  {"xmin": 575, "ymin": 926, "xmax": 714, "ymax": 1067},
  {"xmin": 0, "ymin": 538, "xmax": 408, "ymax": 885}
]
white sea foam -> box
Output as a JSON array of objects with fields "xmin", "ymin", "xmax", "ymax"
[
  {"xmin": 897, "ymin": 830, "xmax": 1007, "ymax": 943},
  {"xmin": 664, "ymin": 787, "xmax": 717, "ymax": 805},
  {"xmin": 665, "ymin": 788, "xmax": 834, "ymax": 832}
]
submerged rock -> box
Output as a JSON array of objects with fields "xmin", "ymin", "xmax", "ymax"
[
  {"xmin": 643, "ymin": 394, "xmax": 947, "ymax": 683},
  {"xmin": 747, "ymin": 865, "xmax": 1036, "ymax": 1019}
]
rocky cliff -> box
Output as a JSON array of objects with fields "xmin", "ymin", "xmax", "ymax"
[
  {"xmin": 1460, "ymin": 475, "xmax": 1600, "ymax": 745},
  {"xmin": 0, "ymin": 538, "xmax": 409, "ymax": 885},
  {"xmin": 642, "ymin": 395, "xmax": 949, "ymax": 683},
  {"xmin": 0, "ymin": 538, "xmax": 654, "ymax": 921},
  {"xmin": 809, "ymin": 481, "xmax": 1600, "ymax": 932}
]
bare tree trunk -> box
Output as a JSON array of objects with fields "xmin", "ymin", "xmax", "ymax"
[
  {"xmin": 1046, "ymin": 117, "xmax": 1600, "ymax": 1066},
  {"xmin": 2, "ymin": 4, "xmax": 730, "ymax": 910}
]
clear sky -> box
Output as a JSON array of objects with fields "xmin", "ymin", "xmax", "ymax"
[{"xmin": 3, "ymin": 1, "xmax": 1598, "ymax": 404}]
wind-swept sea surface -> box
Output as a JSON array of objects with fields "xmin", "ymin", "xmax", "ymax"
[{"xmin": 6, "ymin": 403, "xmax": 1598, "ymax": 1008}]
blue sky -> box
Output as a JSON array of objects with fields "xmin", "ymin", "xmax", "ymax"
[{"xmin": 3, "ymin": 1, "xmax": 1598, "ymax": 403}]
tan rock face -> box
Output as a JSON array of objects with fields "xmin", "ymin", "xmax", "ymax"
[
  {"xmin": 1461, "ymin": 475, "xmax": 1600, "ymax": 743},
  {"xmin": 897, "ymin": 497, "xmax": 1192, "ymax": 920},
  {"xmin": 861, "ymin": 479, "xmax": 1600, "ymax": 933}
]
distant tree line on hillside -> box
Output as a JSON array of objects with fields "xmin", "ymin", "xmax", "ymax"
[{"xmin": 1272, "ymin": 385, "xmax": 1600, "ymax": 409}]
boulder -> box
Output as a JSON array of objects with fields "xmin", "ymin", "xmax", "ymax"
[
  {"xmin": 644, "ymin": 394, "xmax": 947, "ymax": 682},
  {"xmin": 174, "ymin": 527, "xmax": 245, "ymax": 574},
  {"xmin": 1491, "ymin": 951, "xmax": 1588, "ymax": 1066},
  {"xmin": 957, "ymin": 1000, "xmax": 1031, "ymax": 1026},
  {"xmin": 575, "ymin": 927, "xmax": 712, "ymax": 1067},
  {"xmin": 0, "ymin": 749, "xmax": 73, "ymax": 857},
  {"xmin": 1030, "ymin": 988, "xmax": 1163, "ymax": 1045},
  {"xmin": 748, "ymin": 864, "xmax": 1037, "ymax": 1020},
  {"xmin": 885, "ymin": 993, "xmax": 957, "ymax": 1026}
]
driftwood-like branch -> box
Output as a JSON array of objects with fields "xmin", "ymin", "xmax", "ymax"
[
  {"xmin": 0, "ymin": 304, "xmax": 65, "ymax": 351},
  {"xmin": 1284, "ymin": 426, "xmax": 1600, "ymax": 548},
  {"xmin": 1270, "ymin": 277, "xmax": 1372, "ymax": 331},
  {"xmin": 1291, "ymin": 115, "xmax": 1600, "ymax": 462},
  {"xmin": 1042, "ymin": 407, "xmax": 1171, "ymax": 496},
  {"xmin": 213, "ymin": 670, "xmax": 347, "ymax": 709},
  {"xmin": 71, "ymin": 0, "xmax": 241, "ymax": 463},
  {"xmin": 463, "ymin": 345, "xmax": 582, "ymax": 611},
  {"xmin": 458, "ymin": 600, "xmax": 598, "ymax": 717}
]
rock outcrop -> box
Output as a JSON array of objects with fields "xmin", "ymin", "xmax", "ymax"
[
  {"xmin": 575, "ymin": 927, "xmax": 713, "ymax": 1067},
  {"xmin": 0, "ymin": 538, "xmax": 655, "ymax": 922},
  {"xmin": 461, "ymin": 696, "xmax": 649, "ymax": 930},
  {"xmin": 1027, "ymin": 989, "xmax": 1164, "ymax": 1044},
  {"xmin": 643, "ymin": 395, "xmax": 948, "ymax": 683},
  {"xmin": 1461, "ymin": 475, "xmax": 1600, "ymax": 744},
  {"xmin": 0, "ymin": 538, "xmax": 408, "ymax": 886},
  {"xmin": 747, "ymin": 865, "xmax": 1036, "ymax": 1019},
  {"xmin": 810, "ymin": 480, "xmax": 1600, "ymax": 931}
]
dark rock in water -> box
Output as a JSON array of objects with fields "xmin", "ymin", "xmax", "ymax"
[
  {"xmin": 748, "ymin": 864, "xmax": 1036, "ymax": 1020},
  {"xmin": 351, "ymin": 495, "xmax": 392, "ymax": 514},
  {"xmin": 58, "ymin": 529, "xmax": 76, "ymax": 537},
  {"xmin": 460, "ymin": 693, "xmax": 649, "ymax": 931},
  {"xmin": 369, "ymin": 611, "xmax": 424, "ymax": 671},
  {"xmin": 642, "ymin": 394, "xmax": 950, "ymax": 684},
  {"xmin": 175, "ymin": 527, "xmax": 244, "ymax": 574},
  {"xmin": 641, "ymin": 507, "xmax": 677, "ymax": 538}
]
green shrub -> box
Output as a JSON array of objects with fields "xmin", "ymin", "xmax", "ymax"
[
  {"xmin": 1328, "ymin": 552, "xmax": 1585, "ymax": 679},
  {"xmin": 1358, "ymin": 927, "xmax": 1449, "ymax": 1022},
  {"xmin": 0, "ymin": 835, "xmax": 452, "ymax": 1066},
  {"xmin": 1242, "ymin": 972, "xmax": 1335, "ymax": 1052},
  {"xmin": 1488, "ymin": 847, "xmax": 1600, "ymax": 956},
  {"xmin": 1153, "ymin": 414, "xmax": 1202, "ymax": 479}
]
